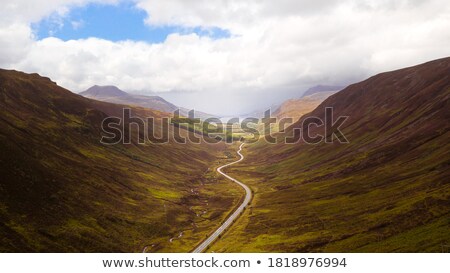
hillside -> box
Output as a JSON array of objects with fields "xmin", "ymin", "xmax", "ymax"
[
  {"xmin": 210, "ymin": 57, "xmax": 450, "ymax": 252},
  {"xmin": 0, "ymin": 69, "xmax": 242, "ymax": 252}
]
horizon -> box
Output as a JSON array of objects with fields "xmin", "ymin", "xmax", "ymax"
[
  {"xmin": 1, "ymin": 0, "xmax": 449, "ymax": 115},
  {"xmin": 77, "ymin": 82, "xmax": 347, "ymax": 116}
]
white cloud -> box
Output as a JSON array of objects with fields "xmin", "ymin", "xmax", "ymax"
[
  {"xmin": 0, "ymin": 23, "xmax": 33, "ymax": 64},
  {"xmin": 0, "ymin": 0, "xmax": 118, "ymax": 25},
  {"xmin": 0, "ymin": 0, "xmax": 449, "ymax": 114}
]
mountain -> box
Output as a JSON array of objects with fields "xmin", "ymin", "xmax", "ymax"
[
  {"xmin": 0, "ymin": 69, "xmax": 241, "ymax": 252},
  {"xmin": 210, "ymin": 57, "xmax": 450, "ymax": 252},
  {"xmin": 79, "ymin": 85, "xmax": 178, "ymax": 113},
  {"xmin": 79, "ymin": 85, "xmax": 217, "ymax": 120},
  {"xmin": 79, "ymin": 85, "xmax": 129, "ymax": 97},
  {"xmin": 273, "ymin": 91, "xmax": 337, "ymax": 122},
  {"xmin": 301, "ymin": 85, "xmax": 344, "ymax": 98},
  {"xmin": 241, "ymin": 85, "xmax": 342, "ymax": 122}
]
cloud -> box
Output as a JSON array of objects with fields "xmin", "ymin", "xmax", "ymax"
[
  {"xmin": 1, "ymin": 0, "xmax": 118, "ymax": 25},
  {"xmin": 0, "ymin": 23, "xmax": 33, "ymax": 64},
  {"xmin": 71, "ymin": 19, "xmax": 85, "ymax": 30},
  {"xmin": 0, "ymin": 0, "xmax": 449, "ymax": 114}
]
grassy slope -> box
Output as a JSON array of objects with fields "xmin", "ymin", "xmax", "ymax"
[
  {"xmin": 210, "ymin": 58, "xmax": 450, "ymax": 252},
  {"xmin": 0, "ymin": 69, "xmax": 241, "ymax": 252}
]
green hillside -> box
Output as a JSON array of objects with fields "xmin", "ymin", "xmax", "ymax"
[
  {"xmin": 211, "ymin": 58, "xmax": 450, "ymax": 252},
  {"xmin": 0, "ymin": 69, "xmax": 241, "ymax": 252}
]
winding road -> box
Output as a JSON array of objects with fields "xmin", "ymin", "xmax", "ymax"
[{"xmin": 192, "ymin": 143, "xmax": 251, "ymax": 253}]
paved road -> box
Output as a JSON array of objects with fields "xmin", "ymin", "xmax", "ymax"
[{"xmin": 192, "ymin": 143, "xmax": 251, "ymax": 253}]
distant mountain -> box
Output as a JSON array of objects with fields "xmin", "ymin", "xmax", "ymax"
[
  {"xmin": 79, "ymin": 85, "xmax": 217, "ymax": 120},
  {"xmin": 273, "ymin": 91, "xmax": 337, "ymax": 122},
  {"xmin": 242, "ymin": 85, "xmax": 343, "ymax": 120},
  {"xmin": 301, "ymin": 84, "xmax": 344, "ymax": 98},
  {"xmin": 213, "ymin": 57, "xmax": 450, "ymax": 252},
  {"xmin": 0, "ymin": 69, "xmax": 235, "ymax": 252},
  {"xmin": 79, "ymin": 85, "xmax": 128, "ymax": 97},
  {"xmin": 79, "ymin": 85, "xmax": 178, "ymax": 113}
]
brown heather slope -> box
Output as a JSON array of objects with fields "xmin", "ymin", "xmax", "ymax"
[
  {"xmin": 211, "ymin": 57, "xmax": 450, "ymax": 252},
  {"xmin": 0, "ymin": 69, "xmax": 242, "ymax": 252}
]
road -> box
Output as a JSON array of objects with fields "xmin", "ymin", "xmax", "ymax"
[{"xmin": 192, "ymin": 143, "xmax": 251, "ymax": 253}]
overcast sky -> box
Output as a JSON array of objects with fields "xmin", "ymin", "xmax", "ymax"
[{"xmin": 1, "ymin": 0, "xmax": 449, "ymax": 115}]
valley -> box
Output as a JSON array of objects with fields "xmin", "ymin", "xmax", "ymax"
[{"xmin": 0, "ymin": 57, "xmax": 449, "ymax": 253}]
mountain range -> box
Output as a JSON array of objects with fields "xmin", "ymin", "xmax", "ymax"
[{"xmin": 79, "ymin": 85, "xmax": 217, "ymax": 120}]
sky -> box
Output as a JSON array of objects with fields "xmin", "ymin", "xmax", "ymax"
[{"xmin": 1, "ymin": 0, "xmax": 450, "ymax": 115}]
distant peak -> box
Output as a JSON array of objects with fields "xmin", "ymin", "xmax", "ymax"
[{"xmin": 80, "ymin": 85, "xmax": 128, "ymax": 97}]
